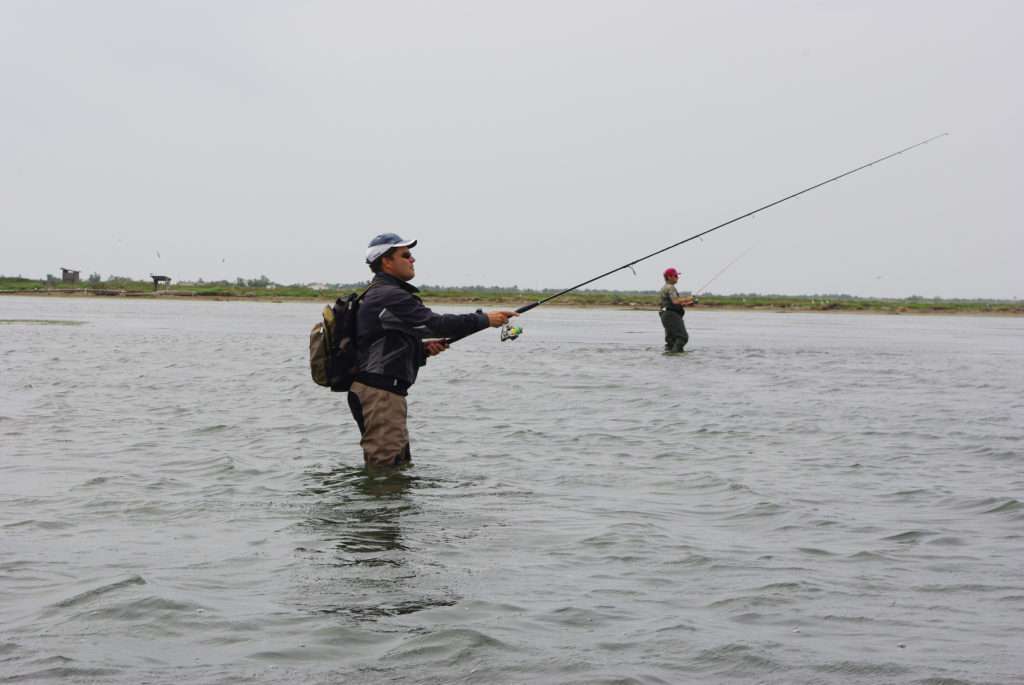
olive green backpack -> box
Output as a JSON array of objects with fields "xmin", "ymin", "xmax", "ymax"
[{"xmin": 309, "ymin": 286, "xmax": 371, "ymax": 392}]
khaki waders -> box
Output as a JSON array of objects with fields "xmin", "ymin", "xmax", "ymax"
[{"xmin": 347, "ymin": 381, "xmax": 412, "ymax": 468}]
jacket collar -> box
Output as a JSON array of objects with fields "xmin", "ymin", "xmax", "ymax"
[{"xmin": 372, "ymin": 272, "xmax": 420, "ymax": 294}]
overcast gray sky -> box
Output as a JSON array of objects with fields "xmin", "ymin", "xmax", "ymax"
[{"xmin": 2, "ymin": 1, "xmax": 1020, "ymax": 298}]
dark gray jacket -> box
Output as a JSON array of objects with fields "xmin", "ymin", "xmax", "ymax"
[{"xmin": 355, "ymin": 273, "xmax": 489, "ymax": 395}]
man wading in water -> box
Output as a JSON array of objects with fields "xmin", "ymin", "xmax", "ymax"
[
  {"xmin": 348, "ymin": 233, "xmax": 517, "ymax": 468},
  {"xmin": 659, "ymin": 267, "xmax": 695, "ymax": 353}
]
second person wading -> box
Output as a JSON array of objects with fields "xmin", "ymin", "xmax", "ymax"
[{"xmin": 659, "ymin": 267, "xmax": 694, "ymax": 353}]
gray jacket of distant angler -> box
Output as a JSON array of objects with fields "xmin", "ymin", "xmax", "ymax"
[{"xmin": 354, "ymin": 273, "xmax": 489, "ymax": 396}]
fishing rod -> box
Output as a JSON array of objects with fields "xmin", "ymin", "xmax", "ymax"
[
  {"xmin": 449, "ymin": 132, "xmax": 948, "ymax": 344},
  {"xmin": 692, "ymin": 245, "xmax": 757, "ymax": 300}
]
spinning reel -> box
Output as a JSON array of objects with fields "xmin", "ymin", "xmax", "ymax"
[{"xmin": 500, "ymin": 322, "xmax": 523, "ymax": 342}]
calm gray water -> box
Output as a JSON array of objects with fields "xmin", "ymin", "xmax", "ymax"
[{"xmin": 1, "ymin": 295, "xmax": 1023, "ymax": 684}]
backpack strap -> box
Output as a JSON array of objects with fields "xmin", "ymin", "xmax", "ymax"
[
  {"xmin": 333, "ymin": 281, "xmax": 376, "ymax": 312},
  {"xmin": 359, "ymin": 281, "xmax": 377, "ymax": 300}
]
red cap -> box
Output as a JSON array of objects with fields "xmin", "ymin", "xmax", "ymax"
[{"xmin": 663, "ymin": 267, "xmax": 679, "ymax": 279}]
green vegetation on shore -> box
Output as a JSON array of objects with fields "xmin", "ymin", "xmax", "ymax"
[{"xmin": 1, "ymin": 275, "xmax": 1020, "ymax": 314}]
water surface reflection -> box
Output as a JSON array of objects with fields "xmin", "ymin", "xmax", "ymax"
[{"xmin": 296, "ymin": 467, "xmax": 456, "ymax": 620}]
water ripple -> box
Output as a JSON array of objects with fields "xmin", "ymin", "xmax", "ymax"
[{"xmin": 2, "ymin": 299, "xmax": 1023, "ymax": 683}]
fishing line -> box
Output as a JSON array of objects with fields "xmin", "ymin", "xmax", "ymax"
[{"xmin": 449, "ymin": 132, "xmax": 948, "ymax": 344}]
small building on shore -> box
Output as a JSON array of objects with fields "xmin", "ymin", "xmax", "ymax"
[
  {"xmin": 151, "ymin": 274, "xmax": 171, "ymax": 290},
  {"xmin": 61, "ymin": 268, "xmax": 80, "ymax": 283}
]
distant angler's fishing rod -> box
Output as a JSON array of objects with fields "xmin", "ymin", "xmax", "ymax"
[
  {"xmin": 450, "ymin": 132, "xmax": 948, "ymax": 343},
  {"xmin": 694, "ymin": 245, "xmax": 757, "ymax": 298}
]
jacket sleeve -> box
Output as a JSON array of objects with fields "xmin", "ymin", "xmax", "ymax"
[{"xmin": 382, "ymin": 290, "xmax": 489, "ymax": 339}]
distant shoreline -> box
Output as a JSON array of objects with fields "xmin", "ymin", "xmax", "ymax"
[{"xmin": 2, "ymin": 288, "xmax": 1021, "ymax": 316}]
